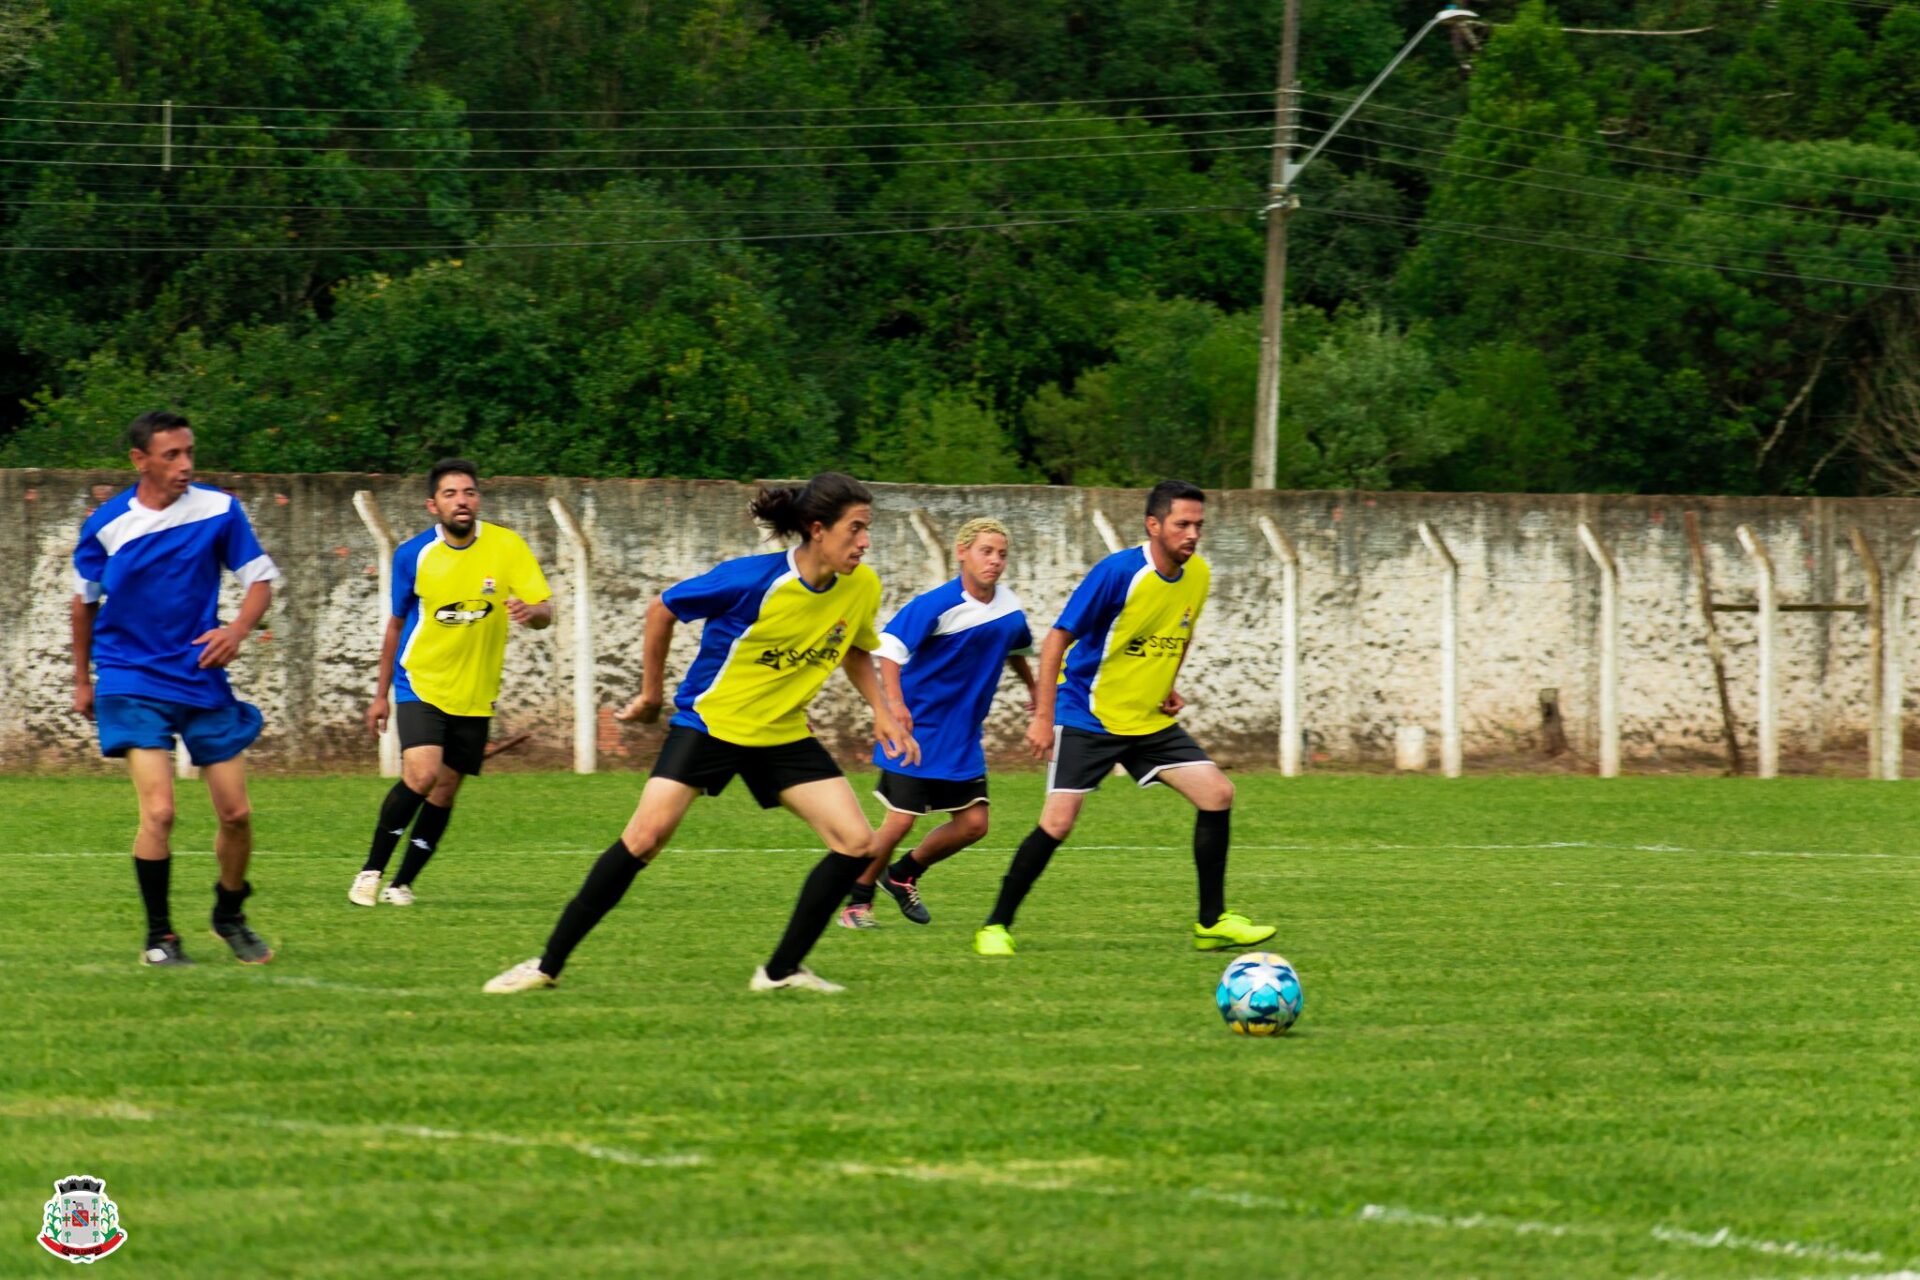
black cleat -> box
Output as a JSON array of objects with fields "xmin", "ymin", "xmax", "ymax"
[
  {"xmin": 139, "ymin": 934, "xmax": 195, "ymax": 967},
  {"xmin": 211, "ymin": 917, "xmax": 274, "ymax": 964},
  {"xmin": 878, "ymin": 869, "xmax": 931, "ymax": 925}
]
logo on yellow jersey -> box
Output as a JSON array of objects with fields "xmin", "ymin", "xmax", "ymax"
[
  {"xmin": 433, "ymin": 599, "xmax": 494, "ymax": 626},
  {"xmin": 755, "ymin": 618, "xmax": 849, "ymax": 672}
]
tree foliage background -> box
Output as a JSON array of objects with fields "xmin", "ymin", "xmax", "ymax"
[{"xmin": 3, "ymin": 0, "xmax": 1918, "ymax": 496}]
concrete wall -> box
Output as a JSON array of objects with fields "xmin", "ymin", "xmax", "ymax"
[{"xmin": 9, "ymin": 468, "xmax": 1920, "ymax": 775}]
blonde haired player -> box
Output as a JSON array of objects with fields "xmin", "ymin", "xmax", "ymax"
[{"xmin": 840, "ymin": 517, "xmax": 1036, "ymax": 929}]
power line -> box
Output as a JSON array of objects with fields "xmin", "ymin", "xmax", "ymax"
[
  {"xmin": 0, "ymin": 202, "xmax": 1251, "ymax": 253},
  {"xmin": 0, "ymin": 104, "xmax": 1271, "ymax": 136},
  {"xmin": 0, "ymin": 88, "xmax": 1279, "ymax": 117},
  {"xmin": 0, "ymin": 138, "xmax": 1274, "ymax": 175},
  {"xmin": 1310, "ymin": 205, "xmax": 1920, "ymax": 294},
  {"xmin": 0, "ymin": 122, "xmax": 1270, "ymax": 158}
]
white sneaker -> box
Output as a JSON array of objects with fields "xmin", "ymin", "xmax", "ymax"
[
  {"xmin": 379, "ymin": 883, "xmax": 415, "ymax": 906},
  {"xmin": 349, "ymin": 870, "xmax": 381, "ymax": 906},
  {"xmin": 483, "ymin": 958, "xmax": 556, "ymax": 994},
  {"xmin": 749, "ymin": 965, "xmax": 845, "ymax": 993}
]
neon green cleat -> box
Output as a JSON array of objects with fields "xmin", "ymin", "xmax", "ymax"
[
  {"xmin": 1192, "ymin": 911, "xmax": 1277, "ymax": 951},
  {"xmin": 973, "ymin": 924, "xmax": 1016, "ymax": 957}
]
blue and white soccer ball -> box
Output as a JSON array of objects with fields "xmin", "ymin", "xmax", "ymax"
[{"xmin": 1215, "ymin": 952, "xmax": 1303, "ymax": 1036}]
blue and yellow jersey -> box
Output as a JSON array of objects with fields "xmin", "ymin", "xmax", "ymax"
[
  {"xmin": 392, "ymin": 521, "xmax": 552, "ymax": 718},
  {"xmin": 1054, "ymin": 546, "xmax": 1210, "ymax": 737},
  {"xmin": 664, "ymin": 549, "xmax": 883, "ymax": 747}
]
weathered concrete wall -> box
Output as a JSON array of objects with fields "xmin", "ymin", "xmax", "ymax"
[{"xmin": 9, "ymin": 468, "xmax": 1920, "ymax": 775}]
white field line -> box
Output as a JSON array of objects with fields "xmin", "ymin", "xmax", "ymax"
[
  {"xmin": 9, "ymin": 1107, "xmax": 1897, "ymax": 1267},
  {"xmin": 831, "ymin": 1160, "xmax": 1893, "ymax": 1269},
  {"xmin": 54, "ymin": 961, "xmax": 439, "ymax": 999},
  {"xmin": 16, "ymin": 841, "xmax": 1920, "ymax": 861},
  {"xmin": 30, "ymin": 1103, "xmax": 705, "ymax": 1170}
]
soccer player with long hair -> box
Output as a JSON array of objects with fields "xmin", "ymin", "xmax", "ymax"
[
  {"xmin": 485, "ymin": 472, "xmax": 916, "ymax": 995},
  {"xmin": 838, "ymin": 517, "xmax": 1035, "ymax": 929},
  {"xmin": 975, "ymin": 480, "xmax": 1275, "ymax": 957}
]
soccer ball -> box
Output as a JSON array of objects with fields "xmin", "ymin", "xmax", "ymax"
[{"xmin": 1215, "ymin": 952, "xmax": 1303, "ymax": 1036}]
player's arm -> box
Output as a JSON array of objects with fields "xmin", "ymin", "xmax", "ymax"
[
  {"xmin": 70, "ymin": 596, "xmax": 99, "ymax": 719},
  {"xmin": 879, "ymin": 656, "xmax": 912, "ymax": 735},
  {"xmin": 1009, "ymin": 654, "xmax": 1038, "ymax": 701},
  {"xmin": 616, "ymin": 594, "xmax": 678, "ymax": 724},
  {"xmin": 366, "ymin": 614, "xmax": 405, "ymax": 737},
  {"xmin": 846, "ymin": 646, "xmax": 919, "ymax": 767},
  {"xmin": 507, "ymin": 598, "xmax": 553, "ymax": 630},
  {"xmin": 1024, "ymin": 628, "xmax": 1072, "ymax": 759},
  {"xmin": 194, "ymin": 580, "xmax": 272, "ymax": 670}
]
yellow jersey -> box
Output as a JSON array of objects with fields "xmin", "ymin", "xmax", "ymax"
[
  {"xmin": 392, "ymin": 521, "xmax": 552, "ymax": 717},
  {"xmin": 1055, "ymin": 545, "xmax": 1209, "ymax": 736},
  {"xmin": 664, "ymin": 549, "xmax": 882, "ymax": 746}
]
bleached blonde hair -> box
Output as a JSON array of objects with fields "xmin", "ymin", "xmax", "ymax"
[{"xmin": 955, "ymin": 517, "xmax": 1010, "ymax": 551}]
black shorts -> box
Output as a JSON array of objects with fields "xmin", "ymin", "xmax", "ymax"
[
  {"xmin": 874, "ymin": 770, "xmax": 989, "ymax": 815},
  {"xmin": 652, "ymin": 724, "xmax": 843, "ymax": 809},
  {"xmin": 1048, "ymin": 723, "xmax": 1213, "ymax": 794},
  {"xmin": 395, "ymin": 699, "xmax": 491, "ymax": 776}
]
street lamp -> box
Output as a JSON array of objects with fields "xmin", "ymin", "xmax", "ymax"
[{"xmin": 1250, "ymin": 5, "xmax": 1479, "ymax": 490}]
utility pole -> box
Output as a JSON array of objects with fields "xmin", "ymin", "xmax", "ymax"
[
  {"xmin": 1249, "ymin": 6, "xmax": 1479, "ymax": 489},
  {"xmin": 1251, "ymin": 0, "xmax": 1301, "ymax": 492}
]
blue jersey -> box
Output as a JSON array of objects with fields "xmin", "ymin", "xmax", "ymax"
[
  {"xmin": 872, "ymin": 579, "xmax": 1031, "ymax": 781},
  {"xmin": 1054, "ymin": 546, "xmax": 1210, "ymax": 736},
  {"xmin": 72, "ymin": 483, "xmax": 280, "ymax": 709}
]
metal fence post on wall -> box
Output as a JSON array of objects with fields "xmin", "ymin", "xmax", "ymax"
[
  {"xmin": 1417, "ymin": 521, "xmax": 1461, "ymax": 778},
  {"xmin": 548, "ymin": 495, "xmax": 596, "ymax": 776},
  {"xmin": 1735, "ymin": 524, "xmax": 1778, "ymax": 779},
  {"xmin": 1848, "ymin": 528, "xmax": 1888, "ymax": 780},
  {"xmin": 907, "ymin": 509, "xmax": 948, "ymax": 588},
  {"xmin": 351, "ymin": 490, "xmax": 401, "ymax": 778},
  {"xmin": 1256, "ymin": 515, "xmax": 1303, "ymax": 776},
  {"xmin": 1577, "ymin": 522, "xmax": 1620, "ymax": 779}
]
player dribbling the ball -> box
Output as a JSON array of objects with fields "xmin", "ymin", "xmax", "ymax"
[{"xmin": 975, "ymin": 480, "xmax": 1275, "ymax": 957}]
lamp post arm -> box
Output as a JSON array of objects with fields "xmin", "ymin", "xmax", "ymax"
[{"xmin": 1281, "ymin": 9, "xmax": 1477, "ymax": 189}]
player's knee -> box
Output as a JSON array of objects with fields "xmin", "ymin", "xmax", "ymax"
[
  {"xmin": 402, "ymin": 765, "xmax": 437, "ymax": 793},
  {"xmin": 956, "ymin": 806, "xmax": 990, "ymax": 841},
  {"xmin": 216, "ymin": 802, "xmax": 252, "ymax": 830},
  {"xmin": 1039, "ymin": 811, "xmax": 1076, "ymax": 841},
  {"xmin": 140, "ymin": 802, "xmax": 176, "ymax": 834},
  {"xmin": 1209, "ymin": 777, "xmax": 1236, "ymax": 810},
  {"xmin": 838, "ymin": 829, "xmax": 876, "ymax": 860},
  {"xmin": 622, "ymin": 827, "xmax": 663, "ymax": 859}
]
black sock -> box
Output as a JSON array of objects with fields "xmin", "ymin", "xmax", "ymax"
[
  {"xmin": 887, "ymin": 849, "xmax": 925, "ymax": 882},
  {"xmin": 847, "ymin": 880, "xmax": 876, "ymax": 907},
  {"xmin": 539, "ymin": 839, "xmax": 646, "ymax": 978},
  {"xmin": 765, "ymin": 853, "xmax": 867, "ymax": 980},
  {"xmin": 1194, "ymin": 808, "xmax": 1231, "ymax": 927},
  {"xmin": 133, "ymin": 857, "xmax": 172, "ymax": 944},
  {"xmin": 213, "ymin": 879, "xmax": 251, "ymax": 924},
  {"xmin": 364, "ymin": 781, "xmax": 427, "ymax": 874},
  {"xmin": 391, "ymin": 801, "xmax": 453, "ymax": 888},
  {"xmin": 985, "ymin": 828, "xmax": 1063, "ymax": 928}
]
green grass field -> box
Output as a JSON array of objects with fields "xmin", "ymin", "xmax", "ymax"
[{"xmin": 5, "ymin": 770, "xmax": 1919, "ymax": 1278}]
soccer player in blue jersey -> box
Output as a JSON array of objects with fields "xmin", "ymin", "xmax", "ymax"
[
  {"xmin": 350, "ymin": 460, "xmax": 553, "ymax": 908},
  {"xmin": 70, "ymin": 411, "xmax": 280, "ymax": 967},
  {"xmin": 974, "ymin": 480, "xmax": 1275, "ymax": 957},
  {"xmin": 838, "ymin": 517, "xmax": 1034, "ymax": 929},
  {"xmin": 485, "ymin": 473, "xmax": 917, "ymax": 995}
]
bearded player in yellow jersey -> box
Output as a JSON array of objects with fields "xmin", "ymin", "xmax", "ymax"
[
  {"xmin": 351, "ymin": 459, "xmax": 552, "ymax": 907},
  {"xmin": 485, "ymin": 472, "xmax": 918, "ymax": 995},
  {"xmin": 975, "ymin": 480, "xmax": 1276, "ymax": 957}
]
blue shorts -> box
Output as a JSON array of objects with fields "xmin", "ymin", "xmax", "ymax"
[{"xmin": 96, "ymin": 695, "xmax": 264, "ymax": 767}]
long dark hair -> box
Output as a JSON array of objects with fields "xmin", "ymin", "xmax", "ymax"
[{"xmin": 750, "ymin": 472, "xmax": 874, "ymax": 540}]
